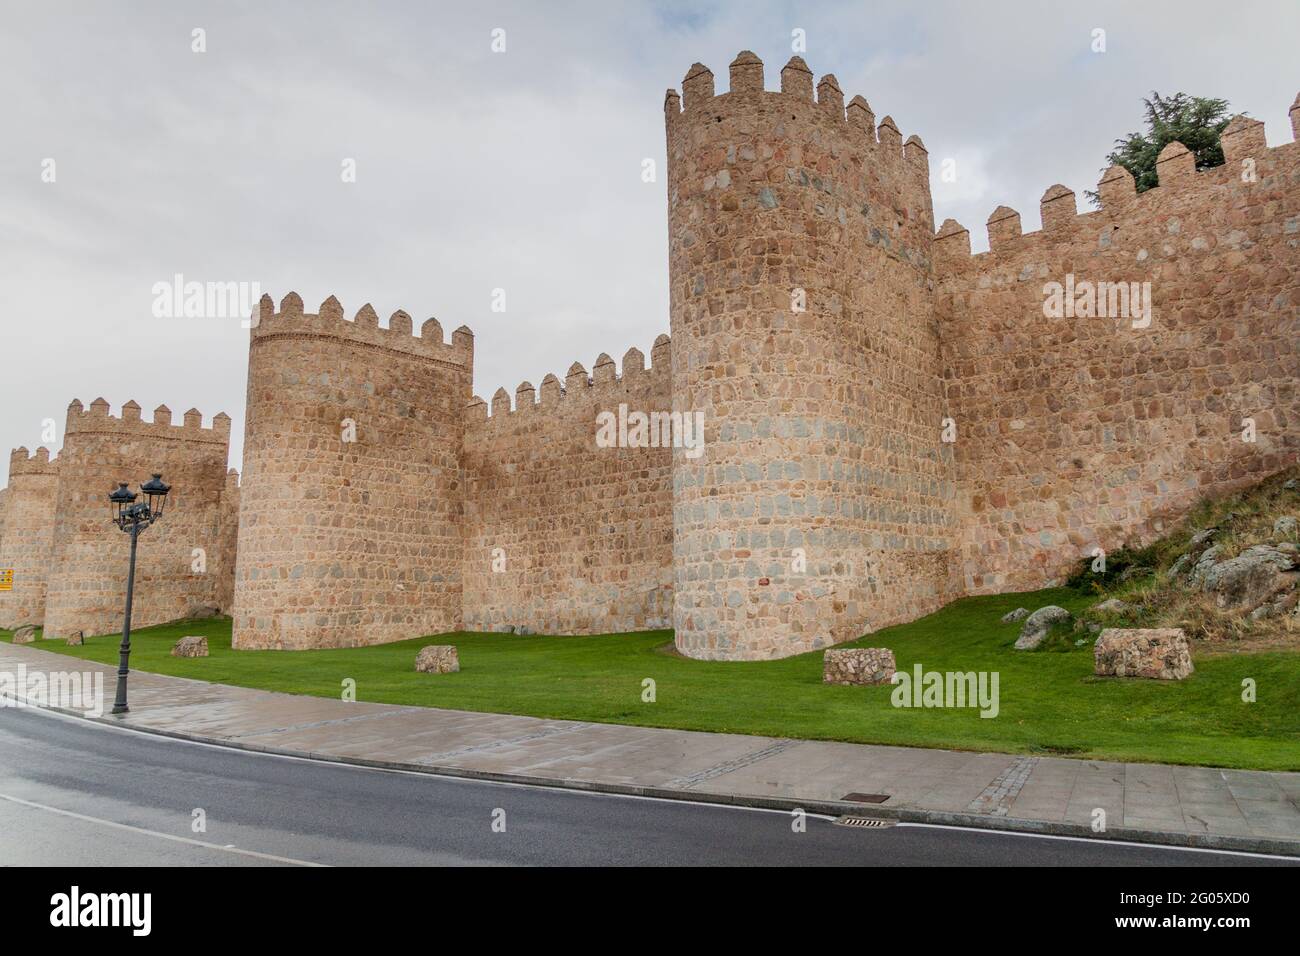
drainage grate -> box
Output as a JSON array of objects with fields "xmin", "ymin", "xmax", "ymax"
[
  {"xmin": 835, "ymin": 815, "xmax": 894, "ymax": 828},
  {"xmin": 841, "ymin": 792, "xmax": 891, "ymax": 804}
]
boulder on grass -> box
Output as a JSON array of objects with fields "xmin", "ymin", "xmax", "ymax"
[
  {"xmin": 171, "ymin": 635, "xmax": 209, "ymax": 658},
  {"xmin": 1000, "ymin": 607, "xmax": 1029, "ymax": 623},
  {"xmin": 415, "ymin": 645, "xmax": 459, "ymax": 674},
  {"xmin": 1094, "ymin": 628, "xmax": 1193, "ymax": 680},
  {"xmin": 12, "ymin": 624, "xmax": 37, "ymax": 644},
  {"xmin": 1199, "ymin": 544, "xmax": 1298, "ymax": 610},
  {"xmin": 1093, "ymin": 598, "xmax": 1132, "ymax": 614},
  {"xmin": 1014, "ymin": 606, "xmax": 1071, "ymax": 649},
  {"xmin": 1274, "ymin": 516, "xmax": 1298, "ymax": 539},
  {"xmin": 822, "ymin": 647, "xmax": 895, "ymax": 686},
  {"xmin": 65, "ymin": 631, "xmax": 84, "ymax": 646}
]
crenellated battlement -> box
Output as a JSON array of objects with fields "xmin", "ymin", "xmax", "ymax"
[
  {"xmin": 933, "ymin": 98, "xmax": 1300, "ymax": 268},
  {"xmin": 664, "ymin": 51, "xmax": 929, "ymax": 175},
  {"xmin": 466, "ymin": 333, "xmax": 671, "ymax": 424},
  {"xmin": 8, "ymin": 446, "xmax": 59, "ymax": 477},
  {"xmin": 64, "ymin": 398, "xmax": 230, "ymax": 444},
  {"xmin": 218, "ymin": 53, "xmax": 1297, "ymax": 660},
  {"xmin": 251, "ymin": 292, "xmax": 473, "ymax": 368}
]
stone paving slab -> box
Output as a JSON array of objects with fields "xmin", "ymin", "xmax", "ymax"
[{"xmin": 2, "ymin": 643, "xmax": 1298, "ymax": 855}]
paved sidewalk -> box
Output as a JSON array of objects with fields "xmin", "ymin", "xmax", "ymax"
[{"xmin": 3, "ymin": 643, "xmax": 1298, "ymax": 855}]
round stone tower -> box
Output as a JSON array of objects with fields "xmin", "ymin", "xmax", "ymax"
[
  {"xmin": 0, "ymin": 447, "xmax": 59, "ymax": 629},
  {"xmin": 232, "ymin": 293, "xmax": 473, "ymax": 649},
  {"xmin": 664, "ymin": 52, "xmax": 957, "ymax": 660}
]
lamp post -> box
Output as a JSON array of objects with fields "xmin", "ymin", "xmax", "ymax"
[{"xmin": 108, "ymin": 473, "xmax": 170, "ymax": 715}]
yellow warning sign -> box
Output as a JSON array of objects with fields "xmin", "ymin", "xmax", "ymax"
[{"xmin": 0, "ymin": 569, "xmax": 12, "ymax": 592}]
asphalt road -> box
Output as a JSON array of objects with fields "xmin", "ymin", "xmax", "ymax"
[{"xmin": 0, "ymin": 706, "xmax": 1293, "ymax": 867}]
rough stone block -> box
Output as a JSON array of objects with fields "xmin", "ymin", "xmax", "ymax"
[
  {"xmin": 171, "ymin": 635, "xmax": 209, "ymax": 658},
  {"xmin": 823, "ymin": 647, "xmax": 895, "ymax": 685},
  {"xmin": 1094, "ymin": 628, "xmax": 1193, "ymax": 680},
  {"xmin": 415, "ymin": 644, "xmax": 460, "ymax": 674},
  {"xmin": 12, "ymin": 624, "xmax": 37, "ymax": 644}
]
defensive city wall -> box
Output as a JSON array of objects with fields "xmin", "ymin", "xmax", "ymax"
[
  {"xmin": 0, "ymin": 447, "xmax": 60, "ymax": 629},
  {"xmin": 0, "ymin": 401, "xmax": 238, "ymax": 638},
  {"xmin": 1, "ymin": 53, "xmax": 1296, "ymax": 661},
  {"xmin": 934, "ymin": 112, "xmax": 1299, "ymax": 597}
]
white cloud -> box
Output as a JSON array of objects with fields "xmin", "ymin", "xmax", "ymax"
[{"xmin": 1, "ymin": 0, "xmax": 1295, "ymax": 481}]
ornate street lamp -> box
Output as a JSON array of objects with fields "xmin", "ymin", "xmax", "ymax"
[{"xmin": 108, "ymin": 473, "xmax": 170, "ymax": 714}]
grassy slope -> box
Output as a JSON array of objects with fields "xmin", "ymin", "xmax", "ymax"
[
  {"xmin": 7, "ymin": 585, "xmax": 1298, "ymax": 770},
  {"xmin": 1071, "ymin": 466, "xmax": 1300, "ymax": 642}
]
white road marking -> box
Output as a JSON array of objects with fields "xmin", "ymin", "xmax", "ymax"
[
  {"xmin": 894, "ymin": 821, "xmax": 1297, "ymax": 861},
  {"xmin": 0, "ymin": 792, "xmax": 328, "ymax": 867},
  {"xmin": 6, "ymin": 694, "xmax": 1296, "ymax": 861}
]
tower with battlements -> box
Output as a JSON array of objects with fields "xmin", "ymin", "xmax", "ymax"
[
  {"xmin": 0, "ymin": 447, "xmax": 60, "ymax": 628},
  {"xmin": 9, "ymin": 57, "xmax": 1294, "ymax": 661},
  {"xmin": 664, "ymin": 53, "xmax": 960, "ymax": 659},
  {"xmin": 230, "ymin": 293, "xmax": 473, "ymax": 649},
  {"xmin": 41, "ymin": 399, "xmax": 236, "ymax": 640}
]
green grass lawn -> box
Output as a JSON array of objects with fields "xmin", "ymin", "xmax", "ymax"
[{"xmin": 6, "ymin": 587, "xmax": 1298, "ymax": 770}]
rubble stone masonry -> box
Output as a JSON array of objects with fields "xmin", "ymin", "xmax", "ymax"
[
  {"xmin": 5, "ymin": 60, "xmax": 1296, "ymax": 661},
  {"xmin": 462, "ymin": 338, "xmax": 674, "ymax": 635},
  {"xmin": 665, "ymin": 53, "xmax": 961, "ymax": 660},
  {"xmin": 230, "ymin": 294, "xmax": 472, "ymax": 649},
  {"xmin": 41, "ymin": 399, "xmax": 235, "ymax": 640},
  {"xmin": 934, "ymin": 110, "xmax": 1299, "ymax": 595},
  {"xmin": 0, "ymin": 448, "xmax": 60, "ymax": 628}
]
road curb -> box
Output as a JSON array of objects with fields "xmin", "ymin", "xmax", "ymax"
[{"xmin": 7, "ymin": 689, "xmax": 1299, "ymax": 859}]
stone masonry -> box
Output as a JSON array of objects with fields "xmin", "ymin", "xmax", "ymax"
[
  {"xmin": 39, "ymin": 400, "xmax": 237, "ymax": 641},
  {"xmin": 822, "ymin": 647, "xmax": 896, "ymax": 685},
  {"xmin": 935, "ymin": 112, "xmax": 1300, "ymax": 597},
  {"xmin": 3, "ymin": 56, "xmax": 1296, "ymax": 660},
  {"xmin": 0, "ymin": 448, "xmax": 60, "ymax": 628},
  {"xmin": 230, "ymin": 294, "xmax": 473, "ymax": 649},
  {"xmin": 462, "ymin": 337, "xmax": 674, "ymax": 636},
  {"xmin": 666, "ymin": 54, "xmax": 957, "ymax": 660},
  {"xmin": 1094, "ymin": 627, "xmax": 1194, "ymax": 680}
]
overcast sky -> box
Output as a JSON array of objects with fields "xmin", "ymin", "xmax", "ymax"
[{"xmin": 2, "ymin": 0, "xmax": 1296, "ymax": 484}]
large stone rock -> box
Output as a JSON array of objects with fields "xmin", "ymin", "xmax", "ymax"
[
  {"xmin": 188, "ymin": 604, "xmax": 222, "ymax": 620},
  {"xmin": 171, "ymin": 635, "xmax": 209, "ymax": 658},
  {"xmin": 65, "ymin": 631, "xmax": 84, "ymax": 646},
  {"xmin": 415, "ymin": 645, "xmax": 460, "ymax": 674},
  {"xmin": 1094, "ymin": 628, "xmax": 1193, "ymax": 680},
  {"xmin": 12, "ymin": 624, "xmax": 37, "ymax": 644},
  {"xmin": 1014, "ymin": 605, "xmax": 1071, "ymax": 649},
  {"xmin": 1199, "ymin": 544, "xmax": 1298, "ymax": 610},
  {"xmin": 1274, "ymin": 515, "xmax": 1297, "ymax": 538},
  {"xmin": 822, "ymin": 647, "xmax": 895, "ymax": 686},
  {"xmin": 1000, "ymin": 607, "xmax": 1029, "ymax": 623},
  {"xmin": 1187, "ymin": 544, "xmax": 1224, "ymax": 583},
  {"xmin": 1092, "ymin": 598, "xmax": 1132, "ymax": 614}
]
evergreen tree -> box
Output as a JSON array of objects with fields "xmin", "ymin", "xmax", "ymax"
[{"xmin": 1086, "ymin": 92, "xmax": 1234, "ymax": 205}]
